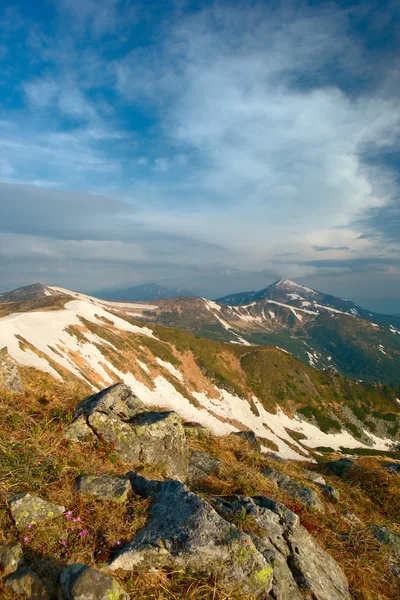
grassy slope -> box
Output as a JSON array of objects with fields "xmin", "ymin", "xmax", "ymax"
[{"xmin": 0, "ymin": 370, "xmax": 399, "ymax": 599}]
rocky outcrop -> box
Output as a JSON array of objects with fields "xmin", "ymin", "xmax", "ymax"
[
  {"xmin": 0, "ymin": 347, "xmax": 24, "ymax": 394},
  {"xmin": 263, "ymin": 466, "xmax": 324, "ymax": 512},
  {"xmin": 371, "ymin": 525, "xmax": 400, "ymax": 559},
  {"xmin": 231, "ymin": 430, "xmax": 261, "ymax": 451},
  {"xmin": 9, "ymin": 493, "xmax": 65, "ymax": 530},
  {"xmin": 211, "ymin": 495, "xmax": 351, "ymax": 600},
  {"xmin": 5, "ymin": 567, "xmax": 51, "ymax": 599},
  {"xmin": 108, "ymin": 474, "xmax": 274, "ymax": 597},
  {"xmin": 325, "ymin": 458, "xmax": 356, "ymax": 478},
  {"xmin": 59, "ymin": 564, "xmax": 129, "ymax": 600},
  {"xmin": 68, "ymin": 383, "xmax": 189, "ymax": 481},
  {"xmin": 76, "ymin": 475, "xmax": 132, "ymax": 503}
]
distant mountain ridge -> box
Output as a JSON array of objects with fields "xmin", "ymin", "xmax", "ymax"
[{"xmin": 97, "ymin": 282, "xmax": 195, "ymax": 302}]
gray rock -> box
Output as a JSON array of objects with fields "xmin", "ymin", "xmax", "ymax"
[
  {"xmin": 64, "ymin": 416, "xmax": 94, "ymax": 442},
  {"xmin": 60, "ymin": 563, "xmax": 129, "ymax": 600},
  {"xmin": 9, "ymin": 493, "xmax": 65, "ymax": 530},
  {"xmin": 6, "ymin": 567, "xmax": 50, "ymax": 599},
  {"xmin": 187, "ymin": 450, "xmax": 222, "ymax": 486},
  {"xmin": 302, "ymin": 468, "xmax": 326, "ymax": 486},
  {"xmin": 371, "ymin": 525, "xmax": 400, "ymax": 559},
  {"xmin": 231, "ymin": 430, "xmax": 261, "ymax": 451},
  {"xmin": 108, "ymin": 474, "xmax": 273, "ymax": 597},
  {"xmin": 263, "ymin": 466, "xmax": 324, "ymax": 512},
  {"xmin": 0, "ymin": 542, "xmax": 23, "ymax": 577},
  {"xmin": 264, "ymin": 452, "xmax": 287, "ymax": 463},
  {"xmin": 211, "ymin": 495, "xmax": 351, "ymax": 600},
  {"xmin": 183, "ymin": 423, "xmax": 212, "ymax": 441},
  {"xmin": 318, "ymin": 484, "xmax": 340, "ymax": 502},
  {"xmin": 76, "ymin": 475, "xmax": 131, "ymax": 503},
  {"xmin": 0, "ymin": 347, "xmax": 24, "ymax": 395},
  {"xmin": 72, "ymin": 383, "xmax": 188, "ymax": 481},
  {"xmin": 342, "ymin": 510, "xmax": 360, "ymax": 525},
  {"xmin": 382, "ymin": 462, "xmax": 400, "ymax": 475},
  {"xmin": 77, "ymin": 382, "xmax": 146, "ymax": 421},
  {"xmin": 326, "ymin": 458, "xmax": 355, "ymax": 478}
]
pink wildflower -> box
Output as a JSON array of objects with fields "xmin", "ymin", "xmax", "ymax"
[
  {"xmin": 65, "ymin": 511, "xmax": 73, "ymax": 520},
  {"xmin": 23, "ymin": 536, "xmax": 30, "ymax": 543},
  {"xmin": 115, "ymin": 540, "xmax": 122, "ymax": 546},
  {"xmin": 60, "ymin": 540, "xmax": 67, "ymax": 547},
  {"xmin": 72, "ymin": 517, "xmax": 81, "ymax": 522},
  {"xmin": 79, "ymin": 529, "xmax": 89, "ymax": 537}
]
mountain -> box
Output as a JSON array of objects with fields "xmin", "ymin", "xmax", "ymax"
[
  {"xmin": 0, "ymin": 282, "xmax": 51, "ymax": 303},
  {"xmin": 0, "ymin": 283, "xmax": 399, "ymax": 461},
  {"xmin": 98, "ymin": 282, "xmax": 195, "ymax": 302}
]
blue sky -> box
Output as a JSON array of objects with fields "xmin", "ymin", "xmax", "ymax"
[{"xmin": 0, "ymin": 0, "xmax": 399, "ymax": 312}]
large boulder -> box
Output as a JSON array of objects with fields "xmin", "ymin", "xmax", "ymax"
[
  {"xmin": 68, "ymin": 383, "xmax": 189, "ymax": 481},
  {"xmin": 0, "ymin": 542, "xmax": 23, "ymax": 577},
  {"xmin": 211, "ymin": 495, "xmax": 351, "ymax": 600},
  {"xmin": 0, "ymin": 347, "xmax": 24, "ymax": 395},
  {"xmin": 9, "ymin": 493, "xmax": 65, "ymax": 530},
  {"xmin": 108, "ymin": 474, "xmax": 274, "ymax": 597},
  {"xmin": 5, "ymin": 567, "xmax": 51, "ymax": 599},
  {"xmin": 263, "ymin": 466, "xmax": 324, "ymax": 512},
  {"xmin": 325, "ymin": 458, "xmax": 356, "ymax": 478},
  {"xmin": 59, "ymin": 564, "xmax": 129, "ymax": 600},
  {"xmin": 187, "ymin": 450, "xmax": 223, "ymax": 486}
]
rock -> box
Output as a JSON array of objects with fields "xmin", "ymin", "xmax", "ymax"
[
  {"xmin": 211, "ymin": 495, "xmax": 351, "ymax": 600},
  {"xmin": 77, "ymin": 382, "xmax": 146, "ymax": 420},
  {"xmin": 9, "ymin": 493, "xmax": 65, "ymax": 530},
  {"xmin": 183, "ymin": 423, "xmax": 212, "ymax": 441},
  {"xmin": 108, "ymin": 474, "xmax": 273, "ymax": 597},
  {"xmin": 231, "ymin": 430, "xmax": 261, "ymax": 451},
  {"xmin": 76, "ymin": 475, "xmax": 131, "ymax": 503},
  {"xmin": 59, "ymin": 563, "xmax": 129, "ymax": 600},
  {"xmin": 325, "ymin": 458, "xmax": 355, "ymax": 478},
  {"xmin": 0, "ymin": 542, "xmax": 23, "ymax": 577},
  {"xmin": 371, "ymin": 525, "xmax": 400, "ymax": 559},
  {"xmin": 187, "ymin": 450, "xmax": 222, "ymax": 486},
  {"xmin": 72, "ymin": 383, "xmax": 189, "ymax": 481},
  {"xmin": 0, "ymin": 347, "xmax": 24, "ymax": 395},
  {"xmin": 6, "ymin": 567, "xmax": 50, "ymax": 599},
  {"xmin": 382, "ymin": 462, "xmax": 400, "ymax": 475},
  {"xmin": 302, "ymin": 468, "xmax": 326, "ymax": 486},
  {"xmin": 342, "ymin": 510, "xmax": 360, "ymax": 525},
  {"xmin": 263, "ymin": 466, "xmax": 324, "ymax": 512},
  {"xmin": 265, "ymin": 452, "xmax": 287, "ymax": 463},
  {"xmin": 64, "ymin": 416, "xmax": 94, "ymax": 442},
  {"xmin": 318, "ymin": 484, "xmax": 340, "ymax": 502}
]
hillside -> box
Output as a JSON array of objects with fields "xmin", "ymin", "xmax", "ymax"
[{"xmin": 0, "ymin": 285, "xmax": 399, "ymax": 462}]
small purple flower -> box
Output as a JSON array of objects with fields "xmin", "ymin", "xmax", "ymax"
[
  {"xmin": 23, "ymin": 536, "xmax": 30, "ymax": 543},
  {"xmin": 65, "ymin": 511, "xmax": 73, "ymax": 520},
  {"xmin": 72, "ymin": 517, "xmax": 81, "ymax": 522},
  {"xmin": 115, "ymin": 540, "xmax": 122, "ymax": 546},
  {"xmin": 79, "ymin": 529, "xmax": 89, "ymax": 537},
  {"xmin": 60, "ymin": 540, "xmax": 67, "ymax": 547},
  {"xmin": 27, "ymin": 524, "xmax": 32, "ymax": 529}
]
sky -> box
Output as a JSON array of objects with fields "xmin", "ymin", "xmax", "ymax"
[{"xmin": 0, "ymin": 0, "xmax": 399, "ymax": 313}]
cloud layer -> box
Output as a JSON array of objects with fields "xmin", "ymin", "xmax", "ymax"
[{"xmin": 0, "ymin": 0, "xmax": 399, "ymax": 311}]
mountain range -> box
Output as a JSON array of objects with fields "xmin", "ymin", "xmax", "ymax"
[
  {"xmin": 0, "ymin": 280, "xmax": 399, "ymax": 462},
  {"xmin": 98, "ymin": 282, "xmax": 195, "ymax": 301}
]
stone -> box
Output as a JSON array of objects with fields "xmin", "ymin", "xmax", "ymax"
[
  {"xmin": 263, "ymin": 466, "xmax": 324, "ymax": 512},
  {"xmin": 342, "ymin": 510, "xmax": 360, "ymax": 525},
  {"xmin": 187, "ymin": 450, "xmax": 222, "ymax": 486},
  {"xmin": 0, "ymin": 542, "xmax": 23, "ymax": 577},
  {"xmin": 64, "ymin": 416, "xmax": 94, "ymax": 442},
  {"xmin": 231, "ymin": 430, "xmax": 261, "ymax": 451},
  {"xmin": 108, "ymin": 474, "xmax": 273, "ymax": 597},
  {"xmin": 302, "ymin": 468, "xmax": 326, "ymax": 485},
  {"xmin": 371, "ymin": 525, "xmax": 400, "ymax": 559},
  {"xmin": 76, "ymin": 475, "xmax": 131, "ymax": 503},
  {"xmin": 9, "ymin": 493, "xmax": 65, "ymax": 530},
  {"xmin": 6, "ymin": 567, "xmax": 50, "ymax": 599},
  {"xmin": 183, "ymin": 423, "xmax": 212, "ymax": 441},
  {"xmin": 211, "ymin": 495, "xmax": 351, "ymax": 600},
  {"xmin": 325, "ymin": 458, "xmax": 355, "ymax": 478},
  {"xmin": 318, "ymin": 484, "xmax": 340, "ymax": 502},
  {"xmin": 71, "ymin": 383, "xmax": 189, "ymax": 481},
  {"xmin": 77, "ymin": 382, "xmax": 146, "ymax": 421},
  {"xmin": 59, "ymin": 563, "xmax": 129, "ymax": 600},
  {"xmin": 0, "ymin": 347, "xmax": 24, "ymax": 395},
  {"xmin": 382, "ymin": 462, "xmax": 400, "ymax": 475}
]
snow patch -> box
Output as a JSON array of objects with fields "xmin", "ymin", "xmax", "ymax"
[{"xmin": 156, "ymin": 358, "xmax": 184, "ymax": 382}]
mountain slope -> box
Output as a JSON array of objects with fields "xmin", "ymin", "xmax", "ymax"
[
  {"xmin": 0, "ymin": 285, "xmax": 399, "ymax": 462},
  {"xmin": 98, "ymin": 282, "xmax": 195, "ymax": 301}
]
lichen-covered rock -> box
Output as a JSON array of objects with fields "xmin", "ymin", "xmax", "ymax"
[
  {"xmin": 0, "ymin": 347, "xmax": 24, "ymax": 395},
  {"xmin": 303, "ymin": 468, "xmax": 326, "ymax": 486},
  {"xmin": 231, "ymin": 430, "xmax": 261, "ymax": 451},
  {"xmin": 342, "ymin": 510, "xmax": 360, "ymax": 525},
  {"xmin": 6, "ymin": 567, "xmax": 51, "ymax": 599},
  {"xmin": 0, "ymin": 542, "xmax": 23, "ymax": 577},
  {"xmin": 76, "ymin": 475, "xmax": 131, "ymax": 503},
  {"xmin": 211, "ymin": 495, "xmax": 351, "ymax": 600},
  {"xmin": 64, "ymin": 415, "xmax": 94, "ymax": 442},
  {"xmin": 59, "ymin": 563, "xmax": 129, "ymax": 600},
  {"xmin": 319, "ymin": 483, "xmax": 340, "ymax": 502},
  {"xmin": 108, "ymin": 474, "xmax": 273, "ymax": 597},
  {"xmin": 77, "ymin": 382, "xmax": 146, "ymax": 421},
  {"xmin": 187, "ymin": 450, "xmax": 222, "ymax": 486},
  {"xmin": 325, "ymin": 458, "xmax": 355, "ymax": 478},
  {"xmin": 263, "ymin": 466, "xmax": 324, "ymax": 512},
  {"xmin": 371, "ymin": 525, "xmax": 400, "ymax": 559},
  {"xmin": 9, "ymin": 493, "xmax": 65, "ymax": 530},
  {"xmin": 183, "ymin": 423, "xmax": 212, "ymax": 441},
  {"xmin": 70, "ymin": 383, "xmax": 189, "ymax": 481}
]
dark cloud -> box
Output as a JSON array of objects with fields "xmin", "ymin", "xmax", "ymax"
[{"xmin": 312, "ymin": 246, "xmax": 350, "ymax": 252}]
